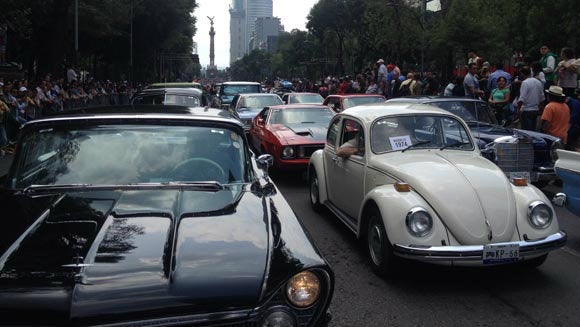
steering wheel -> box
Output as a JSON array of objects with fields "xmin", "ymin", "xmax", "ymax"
[{"xmin": 171, "ymin": 157, "xmax": 226, "ymax": 182}]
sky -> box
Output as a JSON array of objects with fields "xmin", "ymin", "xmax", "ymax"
[{"xmin": 194, "ymin": 0, "xmax": 318, "ymax": 68}]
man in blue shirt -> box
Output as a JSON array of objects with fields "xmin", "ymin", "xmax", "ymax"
[{"xmin": 488, "ymin": 62, "xmax": 511, "ymax": 91}]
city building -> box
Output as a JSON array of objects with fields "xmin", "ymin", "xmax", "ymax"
[
  {"xmin": 254, "ymin": 17, "xmax": 282, "ymax": 52},
  {"xmin": 244, "ymin": 0, "xmax": 273, "ymax": 53},
  {"xmin": 229, "ymin": 0, "xmax": 246, "ymax": 64}
]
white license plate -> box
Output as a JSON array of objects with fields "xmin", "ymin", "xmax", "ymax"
[
  {"xmin": 509, "ymin": 171, "xmax": 530, "ymax": 182},
  {"xmin": 483, "ymin": 244, "xmax": 520, "ymax": 264}
]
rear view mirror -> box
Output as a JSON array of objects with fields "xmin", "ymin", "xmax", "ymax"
[{"xmin": 257, "ymin": 154, "xmax": 274, "ymax": 180}]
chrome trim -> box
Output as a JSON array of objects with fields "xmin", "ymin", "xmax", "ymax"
[
  {"xmin": 393, "ymin": 231, "xmax": 566, "ymax": 261},
  {"xmin": 528, "ymin": 201, "xmax": 553, "ymax": 229},
  {"xmin": 405, "ymin": 207, "xmax": 432, "ymax": 237},
  {"xmin": 93, "ymin": 309, "xmax": 255, "ymax": 327},
  {"xmin": 552, "ymin": 193, "xmax": 567, "ymax": 207}
]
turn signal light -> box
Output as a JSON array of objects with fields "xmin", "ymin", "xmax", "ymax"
[
  {"xmin": 512, "ymin": 178, "xmax": 528, "ymax": 187},
  {"xmin": 395, "ymin": 182, "xmax": 411, "ymax": 192}
]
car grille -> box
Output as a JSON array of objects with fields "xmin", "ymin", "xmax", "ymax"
[
  {"xmin": 495, "ymin": 139, "xmax": 534, "ymax": 174},
  {"xmin": 298, "ymin": 145, "xmax": 324, "ymax": 158}
]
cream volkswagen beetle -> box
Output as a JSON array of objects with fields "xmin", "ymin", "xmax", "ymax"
[{"xmin": 308, "ymin": 103, "xmax": 566, "ymax": 275}]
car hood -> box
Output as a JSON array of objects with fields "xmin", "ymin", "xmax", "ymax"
[
  {"xmin": 270, "ymin": 123, "xmax": 327, "ymax": 144},
  {"xmin": 469, "ymin": 122, "xmax": 555, "ymax": 144},
  {"xmin": 0, "ymin": 187, "xmax": 269, "ymax": 324},
  {"xmin": 372, "ymin": 151, "xmax": 517, "ymax": 245}
]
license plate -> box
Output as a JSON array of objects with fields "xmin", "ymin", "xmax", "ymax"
[
  {"xmin": 509, "ymin": 171, "xmax": 530, "ymax": 182},
  {"xmin": 483, "ymin": 244, "xmax": 520, "ymax": 264}
]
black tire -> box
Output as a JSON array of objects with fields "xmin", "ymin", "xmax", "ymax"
[
  {"xmin": 520, "ymin": 254, "xmax": 548, "ymax": 268},
  {"xmin": 365, "ymin": 208, "xmax": 399, "ymax": 277},
  {"xmin": 309, "ymin": 169, "xmax": 324, "ymax": 212}
]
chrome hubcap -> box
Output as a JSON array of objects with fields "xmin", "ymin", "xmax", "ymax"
[
  {"xmin": 310, "ymin": 176, "xmax": 319, "ymax": 205},
  {"xmin": 368, "ymin": 222, "xmax": 383, "ymax": 266}
]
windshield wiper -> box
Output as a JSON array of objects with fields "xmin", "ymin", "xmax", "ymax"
[
  {"xmin": 301, "ymin": 121, "xmax": 316, "ymax": 123},
  {"xmin": 401, "ymin": 140, "xmax": 432, "ymax": 152},
  {"xmin": 440, "ymin": 142, "xmax": 471, "ymax": 150},
  {"xmin": 20, "ymin": 181, "xmax": 226, "ymax": 196}
]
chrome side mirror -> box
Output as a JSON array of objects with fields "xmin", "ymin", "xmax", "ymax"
[
  {"xmin": 257, "ymin": 154, "xmax": 274, "ymax": 181},
  {"xmin": 552, "ymin": 193, "xmax": 567, "ymax": 207}
]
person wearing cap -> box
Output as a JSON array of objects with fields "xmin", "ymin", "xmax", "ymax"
[{"xmin": 541, "ymin": 86, "xmax": 570, "ymax": 143}]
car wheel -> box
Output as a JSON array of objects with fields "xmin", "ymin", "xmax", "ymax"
[
  {"xmin": 365, "ymin": 209, "xmax": 399, "ymax": 277},
  {"xmin": 520, "ymin": 254, "xmax": 548, "ymax": 268},
  {"xmin": 309, "ymin": 170, "xmax": 323, "ymax": 212}
]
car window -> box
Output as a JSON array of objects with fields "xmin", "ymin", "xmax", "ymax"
[
  {"xmin": 327, "ymin": 117, "xmax": 341, "ymax": 148},
  {"xmin": 132, "ymin": 94, "xmax": 200, "ymax": 106},
  {"xmin": 428, "ymin": 101, "xmax": 498, "ymax": 124},
  {"xmin": 238, "ymin": 96, "xmax": 282, "ymax": 110},
  {"xmin": 291, "ymin": 94, "xmax": 324, "ymax": 104},
  {"xmin": 259, "ymin": 107, "xmax": 270, "ymax": 121},
  {"xmin": 371, "ymin": 115, "xmax": 473, "ymax": 153},
  {"xmin": 340, "ymin": 119, "xmax": 365, "ymax": 156},
  {"xmin": 11, "ymin": 125, "xmax": 249, "ymax": 188},
  {"xmin": 343, "ymin": 96, "xmax": 385, "ymax": 109},
  {"xmin": 222, "ymin": 84, "xmax": 261, "ymax": 96}
]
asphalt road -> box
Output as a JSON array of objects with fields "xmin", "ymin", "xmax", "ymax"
[{"xmin": 270, "ymin": 171, "xmax": 580, "ymax": 327}]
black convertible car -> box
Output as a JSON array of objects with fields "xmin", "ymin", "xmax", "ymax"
[
  {"xmin": 388, "ymin": 97, "xmax": 563, "ymax": 187},
  {"xmin": 0, "ymin": 106, "xmax": 333, "ymax": 326}
]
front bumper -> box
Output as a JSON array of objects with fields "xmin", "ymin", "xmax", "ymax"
[
  {"xmin": 275, "ymin": 157, "xmax": 311, "ymax": 170},
  {"xmin": 393, "ymin": 231, "xmax": 566, "ymax": 262}
]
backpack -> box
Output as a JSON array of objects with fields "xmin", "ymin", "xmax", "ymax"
[{"xmin": 399, "ymin": 82, "xmax": 412, "ymax": 96}]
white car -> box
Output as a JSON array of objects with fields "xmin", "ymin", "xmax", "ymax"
[{"xmin": 308, "ymin": 103, "xmax": 566, "ymax": 275}]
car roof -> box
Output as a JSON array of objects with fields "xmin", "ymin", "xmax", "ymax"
[
  {"xmin": 328, "ymin": 94, "xmax": 386, "ymax": 98},
  {"xmin": 339, "ymin": 102, "xmax": 456, "ymax": 124},
  {"xmin": 289, "ymin": 92, "xmax": 321, "ymax": 96},
  {"xmin": 149, "ymin": 82, "xmax": 201, "ymax": 86},
  {"xmin": 387, "ymin": 96, "xmax": 484, "ymax": 103},
  {"xmin": 223, "ymin": 81, "xmax": 260, "ymax": 85},
  {"xmin": 238, "ymin": 93, "xmax": 280, "ymax": 97},
  {"xmin": 30, "ymin": 105, "xmax": 243, "ymax": 128},
  {"xmin": 135, "ymin": 88, "xmax": 203, "ymax": 96},
  {"xmin": 268, "ymin": 104, "xmax": 330, "ymax": 110}
]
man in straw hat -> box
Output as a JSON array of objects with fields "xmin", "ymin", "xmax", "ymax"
[{"xmin": 541, "ymin": 85, "xmax": 570, "ymax": 143}]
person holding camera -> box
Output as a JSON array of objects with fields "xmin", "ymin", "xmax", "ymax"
[{"xmin": 488, "ymin": 76, "xmax": 511, "ymax": 126}]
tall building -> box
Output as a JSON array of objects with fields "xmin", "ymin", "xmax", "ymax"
[
  {"xmin": 244, "ymin": 0, "xmax": 273, "ymax": 53},
  {"xmin": 254, "ymin": 17, "xmax": 282, "ymax": 52},
  {"xmin": 229, "ymin": 0, "xmax": 246, "ymax": 64}
]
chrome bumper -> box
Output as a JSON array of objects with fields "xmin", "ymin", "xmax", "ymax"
[{"xmin": 393, "ymin": 231, "xmax": 566, "ymax": 262}]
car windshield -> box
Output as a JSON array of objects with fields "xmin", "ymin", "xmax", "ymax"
[
  {"xmin": 237, "ymin": 95, "xmax": 282, "ymax": 110},
  {"xmin": 222, "ymin": 84, "xmax": 261, "ymax": 96},
  {"xmin": 428, "ymin": 101, "xmax": 498, "ymax": 124},
  {"xmin": 343, "ymin": 96, "xmax": 385, "ymax": 109},
  {"xmin": 269, "ymin": 107, "xmax": 334, "ymax": 125},
  {"xmin": 10, "ymin": 124, "xmax": 249, "ymax": 188},
  {"xmin": 290, "ymin": 94, "xmax": 324, "ymax": 104},
  {"xmin": 132, "ymin": 94, "xmax": 201, "ymax": 107},
  {"xmin": 371, "ymin": 115, "xmax": 473, "ymax": 153}
]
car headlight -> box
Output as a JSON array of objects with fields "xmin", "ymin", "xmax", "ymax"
[
  {"xmin": 528, "ymin": 201, "xmax": 553, "ymax": 229},
  {"xmin": 261, "ymin": 310, "xmax": 296, "ymax": 327},
  {"xmin": 405, "ymin": 207, "xmax": 433, "ymax": 237},
  {"xmin": 282, "ymin": 146, "xmax": 295, "ymax": 158},
  {"xmin": 286, "ymin": 271, "xmax": 321, "ymax": 308},
  {"xmin": 550, "ymin": 139, "xmax": 563, "ymax": 162}
]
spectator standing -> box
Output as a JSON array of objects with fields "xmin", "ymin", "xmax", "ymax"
[
  {"xmin": 541, "ymin": 86, "xmax": 570, "ymax": 144},
  {"xmin": 566, "ymin": 90, "xmax": 580, "ymax": 150},
  {"xmin": 531, "ymin": 61, "xmax": 546, "ymax": 87},
  {"xmin": 377, "ymin": 59, "xmax": 388, "ymax": 96},
  {"xmin": 67, "ymin": 66, "xmax": 78, "ymax": 84},
  {"xmin": 488, "ymin": 76, "xmax": 511, "ymax": 125},
  {"xmin": 398, "ymin": 73, "xmax": 416, "ymax": 97},
  {"xmin": 488, "ymin": 62, "xmax": 511, "ymax": 92},
  {"xmin": 467, "ymin": 50, "xmax": 482, "ymax": 65},
  {"xmin": 540, "ymin": 45, "xmax": 558, "ymax": 88},
  {"xmin": 0, "ymin": 97, "xmax": 9, "ymax": 156},
  {"xmin": 443, "ymin": 78, "xmax": 456, "ymax": 96},
  {"xmin": 463, "ymin": 63, "xmax": 483, "ymax": 99},
  {"xmin": 555, "ymin": 47, "xmax": 577, "ymax": 96},
  {"xmin": 517, "ymin": 67, "xmax": 545, "ymax": 131}
]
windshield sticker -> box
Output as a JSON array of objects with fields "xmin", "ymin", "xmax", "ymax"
[
  {"xmin": 230, "ymin": 132, "xmax": 238, "ymax": 141},
  {"xmin": 232, "ymin": 141, "xmax": 240, "ymax": 149},
  {"xmin": 389, "ymin": 135, "xmax": 412, "ymax": 150}
]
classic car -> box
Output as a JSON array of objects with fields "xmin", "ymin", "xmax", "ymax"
[
  {"xmin": 218, "ymin": 81, "xmax": 262, "ymax": 109},
  {"xmin": 0, "ymin": 106, "xmax": 334, "ymax": 326},
  {"xmin": 323, "ymin": 94, "xmax": 386, "ymax": 113},
  {"xmin": 282, "ymin": 93, "xmax": 324, "ymax": 105},
  {"xmin": 308, "ymin": 102, "xmax": 566, "ymax": 276},
  {"xmin": 229, "ymin": 93, "xmax": 283, "ymax": 132},
  {"xmin": 553, "ymin": 149, "xmax": 580, "ymax": 216},
  {"xmin": 250, "ymin": 104, "xmax": 334, "ymax": 170},
  {"xmin": 387, "ymin": 97, "xmax": 563, "ymax": 187},
  {"xmin": 131, "ymin": 87, "xmax": 207, "ymax": 107}
]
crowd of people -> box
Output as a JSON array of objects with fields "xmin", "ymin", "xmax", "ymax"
[{"xmin": 0, "ymin": 68, "xmax": 135, "ymax": 156}]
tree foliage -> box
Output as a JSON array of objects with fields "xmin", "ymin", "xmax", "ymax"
[{"xmin": 2, "ymin": 0, "xmax": 198, "ymax": 82}]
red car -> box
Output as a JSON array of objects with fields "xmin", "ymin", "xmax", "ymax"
[
  {"xmin": 323, "ymin": 94, "xmax": 386, "ymax": 113},
  {"xmin": 249, "ymin": 104, "xmax": 334, "ymax": 169}
]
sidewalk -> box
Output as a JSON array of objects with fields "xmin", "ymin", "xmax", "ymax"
[{"xmin": 0, "ymin": 154, "xmax": 13, "ymax": 176}]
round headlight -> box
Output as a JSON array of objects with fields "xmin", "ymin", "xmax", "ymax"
[
  {"xmin": 285, "ymin": 271, "xmax": 321, "ymax": 308},
  {"xmin": 550, "ymin": 139, "xmax": 563, "ymax": 162},
  {"xmin": 528, "ymin": 201, "xmax": 553, "ymax": 229},
  {"xmin": 405, "ymin": 207, "xmax": 433, "ymax": 237},
  {"xmin": 282, "ymin": 146, "xmax": 295, "ymax": 158}
]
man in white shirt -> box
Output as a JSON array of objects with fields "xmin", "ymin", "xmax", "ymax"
[
  {"xmin": 67, "ymin": 66, "xmax": 77, "ymax": 83},
  {"xmin": 517, "ymin": 67, "xmax": 545, "ymax": 131}
]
